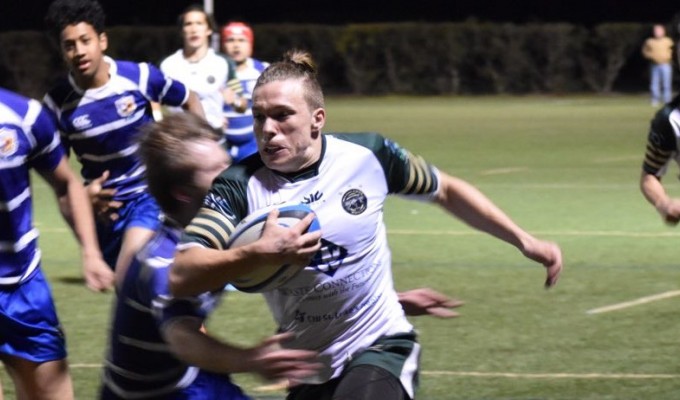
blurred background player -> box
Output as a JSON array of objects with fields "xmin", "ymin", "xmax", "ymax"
[
  {"xmin": 0, "ymin": 87, "xmax": 112, "ymax": 399},
  {"xmin": 160, "ymin": 5, "xmax": 246, "ymax": 139},
  {"xmin": 642, "ymin": 24, "xmax": 674, "ymax": 107},
  {"xmin": 101, "ymin": 113, "xmax": 322, "ymax": 399},
  {"xmin": 43, "ymin": 0, "xmax": 204, "ymax": 287},
  {"xmin": 640, "ymin": 94, "xmax": 680, "ymax": 222},
  {"xmin": 221, "ymin": 22, "xmax": 268, "ymax": 161}
]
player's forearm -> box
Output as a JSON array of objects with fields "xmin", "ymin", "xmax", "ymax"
[
  {"xmin": 170, "ymin": 245, "xmax": 264, "ymax": 296},
  {"xmin": 63, "ymin": 179, "xmax": 105, "ymax": 258},
  {"xmin": 640, "ymin": 171, "xmax": 668, "ymax": 208},
  {"xmin": 47, "ymin": 161, "xmax": 103, "ymax": 259},
  {"xmin": 182, "ymin": 91, "xmax": 206, "ymax": 120},
  {"xmin": 163, "ymin": 318, "xmax": 248, "ymax": 374},
  {"xmin": 435, "ymin": 172, "xmax": 531, "ymax": 251}
]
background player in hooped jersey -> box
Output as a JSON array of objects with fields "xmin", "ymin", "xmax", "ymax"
[
  {"xmin": 43, "ymin": 0, "xmax": 205, "ymax": 287},
  {"xmin": 640, "ymin": 93, "xmax": 680, "ymax": 221},
  {"xmin": 221, "ymin": 22, "xmax": 269, "ymax": 162},
  {"xmin": 160, "ymin": 5, "xmax": 246, "ymax": 139},
  {"xmin": 171, "ymin": 50, "xmax": 563, "ymax": 400},
  {"xmin": 0, "ymin": 87, "xmax": 113, "ymax": 399},
  {"xmin": 100, "ymin": 113, "xmax": 324, "ymax": 400}
]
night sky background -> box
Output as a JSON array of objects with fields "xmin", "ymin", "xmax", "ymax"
[{"xmin": 1, "ymin": 0, "xmax": 680, "ymax": 32}]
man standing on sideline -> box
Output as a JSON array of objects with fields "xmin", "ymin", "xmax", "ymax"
[{"xmin": 642, "ymin": 24, "xmax": 674, "ymax": 107}]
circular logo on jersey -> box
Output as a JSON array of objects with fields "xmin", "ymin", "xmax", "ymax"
[
  {"xmin": 341, "ymin": 189, "xmax": 367, "ymax": 215},
  {"xmin": 114, "ymin": 95, "xmax": 136, "ymax": 117},
  {"xmin": 207, "ymin": 75, "xmax": 216, "ymax": 84},
  {"xmin": 0, "ymin": 128, "xmax": 18, "ymax": 158}
]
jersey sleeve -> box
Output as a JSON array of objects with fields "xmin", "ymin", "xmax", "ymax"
[
  {"xmin": 144, "ymin": 62, "xmax": 189, "ymax": 107},
  {"xmin": 26, "ymin": 101, "xmax": 65, "ymax": 171},
  {"xmin": 180, "ymin": 168, "xmax": 250, "ymax": 250},
  {"xmin": 333, "ymin": 132, "xmax": 440, "ymax": 196},
  {"xmin": 642, "ymin": 107, "xmax": 678, "ymax": 177}
]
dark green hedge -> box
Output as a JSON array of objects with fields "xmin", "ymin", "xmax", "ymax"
[{"xmin": 0, "ymin": 22, "xmax": 658, "ymax": 98}]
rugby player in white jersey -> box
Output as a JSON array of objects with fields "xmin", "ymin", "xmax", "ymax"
[
  {"xmin": 102, "ymin": 112, "xmax": 461, "ymax": 399},
  {"xmin": 171, "ymin": 50, "xmax": 563, "ymax": 399},
  {"xmin": 160, "ymin": 5, "xmax": 246, "ymax": 138},
  {"xmin": 43, "ymin": 0, "xmax": 204, "ymax": 288}
]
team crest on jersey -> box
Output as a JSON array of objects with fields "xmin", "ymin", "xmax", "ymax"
[
  {"xmin": 0, "ymin": 128, "xmax": 18, "ymax": 157},
  {"xmin": 115, "ymin": 95, "xmax": 136, "ymax": 117},
  {"xmin": 341, "ymin": 189, "xmax": 367, "ymax": 215},
  {"xmin": 207, "ymin": 75, "xmax": 216, "ymax": 84}
]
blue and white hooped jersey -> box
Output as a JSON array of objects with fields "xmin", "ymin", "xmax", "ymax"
[
  {"xmin": 0, "ymin": 88, "xmax": 64, "ymax": 285},
  {"xmin": 103, "ymin": 220, "xmax": 223, "ymax": 398},
  {"xmin": 44, "ymin": 56, "xmax": 189, "ymax": 202},
  {"xmin": 181, "ymin": 132, "xmax": 440, "ymax": 384},
  {"xmin": 223, "ymin": 58, "xmax": 268, "ymax": 160}
]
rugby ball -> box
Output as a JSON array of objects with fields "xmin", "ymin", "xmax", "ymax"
[{"xmin": 226, "ymin": 203, "xmax": 320, "ymax": 293}]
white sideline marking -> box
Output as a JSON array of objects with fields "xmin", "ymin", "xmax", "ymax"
[
  {"xmin": 422, "ymin": 371, "xmax": 680, "ymax": 379},
  {"xmin": 479, "ymin": 167, "xmax": 528, "ymax": 175},
  {"xmin": 586, "ymin": 290, "xmax": 680, "ymax": 315},
  {"xmin": 53, "ymin": 365, "xmax": 680, "ymax": 380},
  {"xmin": 387, "ymin": 229, "xmax": 680, "ymax": 238},
  {"xmin": 37, "ymin": 227, "xmax": 680, "ymax": 238}
]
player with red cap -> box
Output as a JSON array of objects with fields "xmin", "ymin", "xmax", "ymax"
[{"xmin": 221, "ymin": 22, "xmax": 269, "ymax": 162}]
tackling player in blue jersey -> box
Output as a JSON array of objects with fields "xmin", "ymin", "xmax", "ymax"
[
  {"xmin": 43, "ymin": 0, "xmax": 205, "ymax": 288},
  {"xmin": 100, "ymin": 112, "xmax": 324, "ymax": 399},
  {"xmin": 171, "ymin": 50, "xmax": 562, "ymax": 400},
  {"xmin": 0, "ymin": 87, "xmax": 113, "ymax": 399}
]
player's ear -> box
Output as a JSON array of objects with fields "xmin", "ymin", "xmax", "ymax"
[
  {"xmin": 99, "ymin": 32, "xmax": 108, "ymax": 52},
  {"xmin": 311, "ymin": 108, "xmax": 325, "ymax": 136},
  {"xmin": 171, "ymin": 185, "xmax": 191, "ymax": 204}
]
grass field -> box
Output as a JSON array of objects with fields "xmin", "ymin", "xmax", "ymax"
[{"xmin": 7, "ymin": 94, "xmax": 680, "ymax": 399}]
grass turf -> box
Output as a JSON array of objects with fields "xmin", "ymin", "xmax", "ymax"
[{"xmin": 5, "ymin": 94, "xmax": 680, "ymax": 399}]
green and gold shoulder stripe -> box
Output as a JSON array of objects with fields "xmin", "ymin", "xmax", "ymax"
[{"xmin": 183, "ymin": 208, "xmax": 237, "ymax": 250}]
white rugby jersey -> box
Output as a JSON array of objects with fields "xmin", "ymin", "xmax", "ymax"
[
  {"xmin": 0, "ymin": 88, "xmax": 64, "ymax": 284},
  {"xmin": 160, "ymin": 49, "xmax": 237, "ymax": 130},
  {"xmin": 181, "ymin": 133, "xmax": 440, "ymax": 383},
  {"xmin": 44, "ymin": 57, "xmax": 189, "ymax": 201}
]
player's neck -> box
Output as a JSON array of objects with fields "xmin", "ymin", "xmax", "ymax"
[
  {"xmin": 236, "ymin": 59, "xmax": 248, "ymax": 72},
  {"xmin": 75, "ymin": 60, "xmax": 110, "ymax": 90},
  {"xmin": 183, "ymin": 45, "xmax": 209, "ymax": 63}
]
